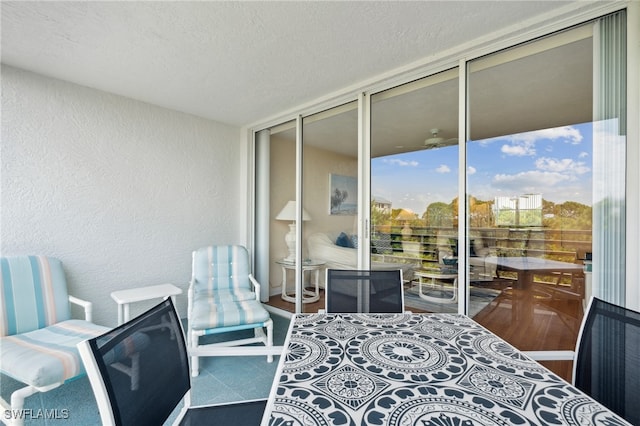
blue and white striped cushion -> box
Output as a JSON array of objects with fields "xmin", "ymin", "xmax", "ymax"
[
  {"xmin": 192, "ymin": 246, "xmax": 252, "ymax": 295},
  {"xmin": 0, "ymin": 319, "xmax": 108, "ymax": 387},
  {"xmin": 190, "ymin": 297, "xmax": 270, "ymax": 330},
  {"xmin": 201, "ymin": 288, "xmax": 256, "ymax": 303},
  {"xmin": 1, "ymin": 256, "xmax": 72, "ymax": 336}
]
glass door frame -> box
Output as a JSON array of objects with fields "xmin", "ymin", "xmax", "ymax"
[{"xmin": 249, "ymin": 2, "xmax": 637, "ymax": 317}]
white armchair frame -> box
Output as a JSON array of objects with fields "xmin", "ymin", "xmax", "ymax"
[{"xmin": 186, "ymin": 246, "xmax": 274, "ymax": 377}]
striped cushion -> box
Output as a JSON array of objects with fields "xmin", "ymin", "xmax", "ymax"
[
  {"xmin": 1, "ymin": 256, "xmax": 71, "ymax": 336},
  {"xmin": 0, "ymin": 319, "xmax": 108, "ymax": 387},
  {"xmin": 192, "ymin": 246, "xmax": 252, "ymax": 295},
  {"xmin": 190, "ymin": 296, "xmax": 270, "ymax": 330},
  {"xmin": 200, "ymin": 288, "xmax": 256, "ymax": 304}
]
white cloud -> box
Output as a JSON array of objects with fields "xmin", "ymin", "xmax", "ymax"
[
  {"xmin": 501, "ymin": 142, "xmax": 536, "ymax": 156},
  {"xmin": 535, "ymin": 157, "xmax": 590, "ymax": 175},
  {"xmin": 384, "ymin": 158, "xmax": 419, "ymax": 167},
  {"xmin": 468, "ymin": 166, "xmax": 477, "ymax": 175},
  {"xmin": 497, "ymin": 125, "xmax": 585, "ymax": 157},
  {"xmin": 579, "ymin": 151, "xmax": 589, "ymax": 158},
  {"xmin": 511, "ymin": 126, "xmax": 584, "ymax": 145},
  {"xmin": 436, "ymin": 164, "xmax": 451, "ymax": 173},
  {"xmin": 493, "ymin": 170, "xmax": 571, "ymax": 189}
]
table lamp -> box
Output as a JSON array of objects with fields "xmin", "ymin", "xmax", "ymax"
[
  {"xmin": 276, "ymin": 200, "xmax": 311, "ymax": 262},
  {"xmin": 395, "ymin": 208, "xmax": 416, "ymax": 237}
]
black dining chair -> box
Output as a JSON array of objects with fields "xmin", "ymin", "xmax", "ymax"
[
  {"xmin": 77, "ymin": 298, "xmax": 266, "ymax": 426},
  {"xmin": 325, "ymin": 269, "xmax": 404, "ymax": 313},
  {"xmin": 573, "ymin": 297, "xmax": 640, "ymax": 425}
]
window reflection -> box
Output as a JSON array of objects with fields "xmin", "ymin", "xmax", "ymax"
[
  {"xmin": 371, "ymin": 69, "xmax": 459, "ymax": 314},
  {"xmin": 468, "ymin": 24, "xmax": 598, "ymax": 366}
]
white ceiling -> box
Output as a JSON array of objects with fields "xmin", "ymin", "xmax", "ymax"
[{"xmin": 1, "ymin": 1, "xmax": 576, "ymax": 128}]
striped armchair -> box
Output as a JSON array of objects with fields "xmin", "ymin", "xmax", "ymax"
[
  {"xmin": 0, "ymin": 256, "xmax": 108, "ymax": 425},
  {"xmin": 187, "ymin": 246, "xmax": 273, "ymax": 377}
]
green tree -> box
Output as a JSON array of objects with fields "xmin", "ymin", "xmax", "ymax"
[{"xmin": 423, "ymin": 202, "xmax": 454, "ymax": 227}]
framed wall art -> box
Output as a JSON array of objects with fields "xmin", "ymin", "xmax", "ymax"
[{"xmin": 329, "ymin": 174, "xmax": 357, "ymax": 215}]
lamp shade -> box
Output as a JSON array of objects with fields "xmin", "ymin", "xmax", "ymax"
[{"xmin": 276, "ymin": 200, "xmax": 311, "ymax": 221}]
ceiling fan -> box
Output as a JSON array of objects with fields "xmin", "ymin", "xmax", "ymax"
[
  {"xmin": 422, "ymin": 128, "xmax": 458, "ymax": 148},
  {"xmin": 396, "ymin": 129, "xmax": 458, "ymax": 152},
  {"xmin": 393, "ymin": 128, "xmax": 459, "ymax": 152}
]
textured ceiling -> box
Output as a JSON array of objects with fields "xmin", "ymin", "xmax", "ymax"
[{"xmin": 1, "ymin": 1, "xmax": 574, "ymax": 127}]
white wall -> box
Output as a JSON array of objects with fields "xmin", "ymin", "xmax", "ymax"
[{"xmin": 1, "ymin": 65, "xmax": 242, "ymax": 326}]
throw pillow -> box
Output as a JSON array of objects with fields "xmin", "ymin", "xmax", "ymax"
[{"xmin": 336, "ymin": 232, "xmax": 354, "ymax": 248}]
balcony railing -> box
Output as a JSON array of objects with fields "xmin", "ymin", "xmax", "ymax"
[{"xmin": 371, "ymin": 225, "xmax": 591, "ymax": 267}]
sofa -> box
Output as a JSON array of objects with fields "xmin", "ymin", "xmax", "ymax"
[{"xmin": 307, "ymin": 232, "xmax": 418, "ymax": 282}]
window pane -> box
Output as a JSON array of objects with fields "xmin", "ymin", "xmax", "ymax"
[
  {"xmin": 266, "ymin": 120, "xmax": 298, "ymax": 312},
  {"xmin": 466, "ymin": 19, "xmax": 627, "ymax": 377},
  {"xmin": 303, "ymin": 102, "xmax": 359, "ymax": 313},
  {"xmin": 371, "ymin": 68, "xmax": 459, "ymax": 314}
]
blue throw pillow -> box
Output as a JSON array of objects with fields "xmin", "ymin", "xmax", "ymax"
[
  {"xmin": 336, "ymin": 232, "xmax": 354, "ymax": 248},
  {"xmin": 350, "ymin": 234, "xmax": 358, "ymax": 249}
]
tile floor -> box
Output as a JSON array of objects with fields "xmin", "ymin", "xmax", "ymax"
[{"xmin": 0, "ymin": 312, "xmax": 291, "ymax": 425}]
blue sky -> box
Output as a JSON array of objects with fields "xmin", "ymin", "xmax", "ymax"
[{"xmin": 372, "ymin": 122, "xmax": 593, "ymax": 215}]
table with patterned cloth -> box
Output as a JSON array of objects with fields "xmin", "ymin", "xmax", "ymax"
[{"xmin": 262, "ymin": 313, "xmax": 630, "ymax": 426}]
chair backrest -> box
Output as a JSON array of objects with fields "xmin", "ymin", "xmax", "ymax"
[
  {"xmin": 78, "ymin": 298, "xmax": 190, "ymax": 426},
  {"xmin": 325, "ymin": 269, "xmax": 404, "ymax": 313},
  {"xmin": 0, "ymin": 256, "xmax": 71, "ymax": 336},
  {"xmin": 191, "ymin": 246, "xmax": 252, "ymax": 295},
  {"xmin": 573, "ymin": 297, "xmax": 640, "ymax": 425}
]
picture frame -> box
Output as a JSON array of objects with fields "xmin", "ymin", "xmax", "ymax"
[{"xmin": 329, "ymin": 174, "xmax": 357, "ymax": 215}]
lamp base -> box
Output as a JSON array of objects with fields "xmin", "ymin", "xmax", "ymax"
[{"xmin": 283, "ymin": 222, "xmax": 296, "ymax": 263}]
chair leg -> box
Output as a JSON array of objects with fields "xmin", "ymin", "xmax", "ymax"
[
  {"xmin": 2, "ymin": 384, "xmax": 57, "ymax": 426},
  {"xmin": 253, "ymin": 320, "xmax": 274, "ymax": 363},
  {"xmin": 266, "ymin": 319, "xmax": 274, "ymax": 363},
  {"xmin": 190, "ymin": 331, "xmax": 200, "ymax": 377}
]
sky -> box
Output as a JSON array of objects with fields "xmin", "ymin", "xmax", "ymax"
[{"xmin": 372, "ymin": 122, "xmax": 594, "ymax": 216}]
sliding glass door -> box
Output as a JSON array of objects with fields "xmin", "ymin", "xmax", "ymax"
[
  {"xmin": 467, "ymin": 13, "xmax": 626, "ymax": 374},
  {"xmin": 370, "ymin": 69, "xmax": 460, "ymax": 313},
  {"xmin": 263, "ymin": 120, "xmax": 298, "ymax": 311},
  {"xmin": 302, "ymin": 102, "xmax": 359, "ymax": 314},
  {"xmin": 256, "ymin": 11, "xmax": 628, "ymax": 380}
]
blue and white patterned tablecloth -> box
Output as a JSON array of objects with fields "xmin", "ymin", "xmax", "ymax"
[{"xmin": 263, "ymin": 313, "xmax": 631, "ymax": 426}]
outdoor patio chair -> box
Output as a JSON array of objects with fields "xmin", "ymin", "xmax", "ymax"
[
  {"xmin": 187, "ymin": 245, "xmax": 273, "ymax": 377},
  {"xmin": 325, "ymin": 269, "xmax": 404, "ymax": 313},
  {"xmin": 526, "ymin": 296, "xmax": 640, "ymax": 425},
  {"xmin": 573, "ymin": 297, "xmax": 640, "ymax": 424},
  {"xmin": 0, "ymin": 256, "xmax": 109, "ymax": 426},
  {"xmin": 78, "ymin": 298, "xmax": 266, "ymax": 425}
]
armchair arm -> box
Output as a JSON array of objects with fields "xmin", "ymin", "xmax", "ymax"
[
  {"xmin": 187, "ymin": 280, "xmax": 195, "ymax": 314},
  {"xmin": 69, "ymin": 295, "xmax": 93, "ymax": 322},
  {"xmin": 249, "ymin": 274, "xmax": 261, "ymax": 301}
]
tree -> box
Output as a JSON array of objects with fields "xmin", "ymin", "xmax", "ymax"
[
  {"xmin": 424, "ymin": 202, "xmax": 454, "ymax": 227},
  {"xmin": 330, "ymin": 188, "xmax": 348, "ymax": 212}
]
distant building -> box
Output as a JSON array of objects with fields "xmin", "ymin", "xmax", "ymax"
[
  {"xmin": 493, "ymin": 193, "xmax": 542, "ymax": 227},
  {"xmin": 372, "ymin": 196, "xmax": 392, "ymax": 214}
]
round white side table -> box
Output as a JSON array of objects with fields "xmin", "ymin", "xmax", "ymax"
[
  {"xmin": 414, "ymin": 269, "xmax": 458, "ymax": 303},
  {"xmin": 276, "ymin": 259, "xmax": 325, "ymax": 303}
]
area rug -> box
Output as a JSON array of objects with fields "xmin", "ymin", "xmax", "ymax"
[{"xmin": 404, "ymin": 285, "xmax": 500, "ymax": 318}]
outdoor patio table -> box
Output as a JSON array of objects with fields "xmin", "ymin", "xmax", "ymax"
[
  {"xmin": 262, "ymin": 312, "xmax": 631, "ymax": 426},
  {"xmin": 483, "ymin": 256, "xmax": 584, "ymax": 322}
]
